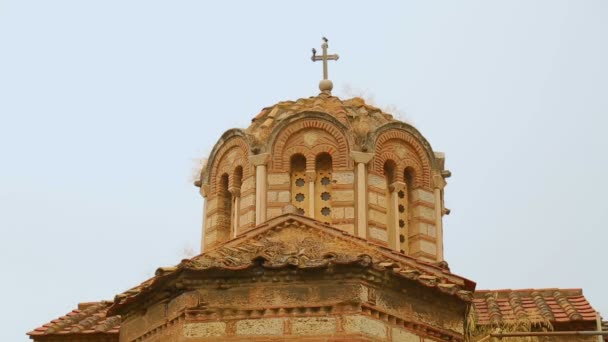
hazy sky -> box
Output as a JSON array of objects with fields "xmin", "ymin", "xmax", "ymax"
[{"xmin": 1, "ymin": 1, "xmax": 607, "ymax": 340}]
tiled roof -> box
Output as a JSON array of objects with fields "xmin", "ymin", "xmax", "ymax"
[
  {"xmin": 472, "ymin": 288, "xmax": 597, "ymax": 327},
  {"xmin": 108, "ymin": 214, "xmax": 476, "ymax": 316},
  {"xmin": 28, "ymin": 301, "xmax": 119, "ymax": 339},
  {"xmin": 246, "ymin": 94, "xmax": 397, "ymax": 145}
]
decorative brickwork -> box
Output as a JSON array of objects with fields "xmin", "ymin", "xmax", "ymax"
[
  {"xmin": 270, "ymin": 118, "xmax": 352, "ymax": 172},
  {"xmin": 372, "ymin": 129, "xmax": 433, "ymax": 190},
  {"xmin": 209, "ymin": 136, "xmax": 252, "ymax": 195}
]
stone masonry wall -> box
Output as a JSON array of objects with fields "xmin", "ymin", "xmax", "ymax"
[
  {"xmin": 119, "ymin": 271, "xmax": 466, "ymax": 342},
  {"xmin": 368, "ymin": 173, "xmax": 388, "ymax": 245}
]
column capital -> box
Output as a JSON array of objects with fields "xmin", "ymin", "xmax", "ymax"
[
  {"xmin": 388, "ymin": 181, "xmax": 406, "ymax": 193},
  {"xmin": 305, "ymin": 170, "xmax": 316, "ymax": 182},
  {"xmin": 229, "ymin": 186, "xmax": 241, "ymax": 198},
  {"xmin": 349, "ymin": 151, "xmax": 374, "ymax": 164},
  {"xmin": 200, "ymin": 183, "xmax": 210, "ymax": 198},
  {"xmin": 433, "ymin": 172, "xmax": 447, "ymax": 189},
  {"xmin": 249, "ymin": 153, "xmax": 270, "ymax": 166}
]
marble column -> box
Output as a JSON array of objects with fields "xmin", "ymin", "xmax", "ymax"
[
  {"xmin": 200, "ymin": 184, "xmax": 210, "ymax": 253},
  {"xmin": 433, "ymin": 173, "xmax": 447, "ymax": 262},
  {"xmin": 306, "ymin": 170, "xmax": 316, "ymax": 219},
  {"xmin": 229, "ymin": 187, "xmax": 241, "ymax": 238},
  {"xmin": 349, "ymin": 151, "xmax": 374, "ymax": 239},
  {"xmin": 249, "ymin": 153, "xmax": 270, "ymax": 225}
]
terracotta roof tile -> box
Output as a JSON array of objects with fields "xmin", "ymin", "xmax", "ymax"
[
  {"xmin": 108, "ymin": 214, "xmax": 476, "ymax": 316},
  {"xmin": 27, "ymin": 301, "xmax": 119, "ymax": 338},
  {"xmin": 473, "ymin": 288, "xmax": 597, "ymax": 327}
]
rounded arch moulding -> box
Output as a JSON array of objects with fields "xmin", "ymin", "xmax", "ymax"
[
  {"xmin": 200, "ymin": 129, "xmax": 254, "ymax": 196},
  {"xmin": 370, "ymin": 122, "xmax": 439, "ymax": 190},
  {"xmin": 266, "ymin": 112, "xmax": 355, "ymax": 173}
]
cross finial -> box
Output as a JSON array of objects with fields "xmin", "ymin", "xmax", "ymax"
[{"xmin": 311, "ymin": 37, "xmax": 339, "ymax": 94}]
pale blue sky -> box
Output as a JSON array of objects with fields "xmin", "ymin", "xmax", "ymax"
[{"xmin": 1, "ymin": 1, "xmax": 607, "ymax": 340}]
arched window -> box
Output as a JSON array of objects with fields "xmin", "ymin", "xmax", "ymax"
[
  {"xmin": 231, "ymin": 166, "xmax": 243, "ymax": 236},
  {"xmin": 290, "ymin": 154, "xmax": 308, "ymax": 216},
  {"xmin": 402, "ymin": 168, "xmax": 416, "ymax": 253},
  {"xmin": 217, "ymin": 173, "xmax": 231, "ymax": 242},
  {"xmin": 315, "ymin": 153, "xmax": 333, "ymax": 223}
]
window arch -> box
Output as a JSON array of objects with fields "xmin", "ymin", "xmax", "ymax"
[
  {"xmin": 401, "ymin": 167, "xmax": 416, "ymax": 253},
  {"xmin": 315, "ymin": 153, "xmax": 333, "ymax": 223},
  {"xmin": 290, "ymin": 154, "xmax": 308, "ymax": 216}
]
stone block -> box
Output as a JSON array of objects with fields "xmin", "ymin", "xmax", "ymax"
[
  {"xmin": 420, "ymin": 240, "xmax": 437, "ymax": 255},
  {"xmin": 345, "ymin": 207, "xmax": 355, "ymax": 219},
  {"xmin": 205, "ymin": 229, "xmax": 217, "ymax": 245},
  {"xmin": 412, "ymin": 189, "xmax": 435, "ymax": 204},
  {"xmin": 369, "ymin": 209, "xmax": 387, "ymax": 223},
  {"xmin": 240, "ymin": 210, "xmax": 253, "ymax": 226},
  {"xmin": 240, "ymin": 194, "xmax": 254, "ymax": 208},
  {"xmin": 368, "ymin": 174, "xmax": 386, "ymax": 189},
  {"xmin": 369, "ymin": 226, "xmax": 388, "ymax": 242},
  {"xmin": 377, "ymin": 194, "xmax": 387, "ymax": 208},
  {"xmin": 369, "ymin": 192, "xmax": 378, "ymax": 205},
  {"xmin": 236, "ymin": 318, "xmax": 284, "ymax": 336},
  {"xmin": 277, "ymin": 190, "xmax": 291, "ymax": 203},
  {"xmin": 332, "ymin": 190, "xmax": 354, "ymax": 202},
  {"xmin": 411, "ymin": 239, "xmax": 437, "ymax": 256},
  {"xmin": 335, "ymin": 223, "xmax": 355, "ymax": 235},
  {"xmin": 268, "ymin": 191, "xmax": 278, "ymax": 202},
  {"xmin": 292, "ymin": 317, "xmax": 337, "ymax": 335},
  {"xmin": 332, "ymin": 207, "xmax": 345, "ymax": 219},
  {"xmin": 410, "ymin": 222, "xmax": 435, "ymax": 237},
  {"xmin": 427, "ymin": 224, "xmax": 437, "ymax": 238},
  {"xmin": 392, "ymin": 327, "xmax": 421, "ymax": 342},
  {"xmin": 241, "ymin": 176, "xmax": 255, "ymax": 191},
  {"xmin": 267, "ymin": 207, "xmax": 282, "ymax": 219},
  {"xmin": 414, "ymin": 206, "xmax": 435, "ymax": 221},
  {"xmin": 333, "ymin": 171, "xmax": 354, "ymax": 184},
  {"xmin": 206, "ymin": 198, "xmax": 218, "ymax": 212},
  {"xmin": 183, "ymin": 322, "xmax": 226, "ymax": 337},
  {"xmin": 344, "ymin": 315, "xmax": 387, "ymax": 339},
  {"xmin": 268, "ymin": 173, "xmax": 290, "ymax": 186}
]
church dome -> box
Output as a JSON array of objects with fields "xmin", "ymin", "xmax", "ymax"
[
  {"xmin": 197, "ymin": 90, "xmax": 449, "ymax": 263},
  {"xmin": 247, "ymin": 94, "xmax": 396, "ymax": 152}
]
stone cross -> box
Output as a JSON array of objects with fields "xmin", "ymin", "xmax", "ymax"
[{"xmin": 311, "ymin": 37, "xmax": 339, "ymax": 93}]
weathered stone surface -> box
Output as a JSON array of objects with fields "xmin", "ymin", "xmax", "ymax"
[
  {"xmin": 345, "ymin": 207, "xmax": 355, "ymax": 219},
  {"xmin": 268, "ymin": 173, "xmax": 290, "ymax": 186},
  {"xmin": 368, "ymin": 174, "xmax": 386, "ymax": 189},
  {"xmin": 183, "ymin": 322, "xmax": 226, "ymax": 337},
  {"xmin": 335, "ymin": 223, "xmax": 355, "ymax": 235},
  {"xmin": 267, "ymin": 191, "xmax": 278, "ymax": 202},
  {"xmin": 292, "ymin": 317, "xmax": 337, "ymax": 335},
  {"xmin": 332, "ymin": 189, "xmax": 354, "ymax": 202},
  {"xmin": 333, "ymin": 171, "xmax": 355, "ymax": 184},
  {"xmin": 240, "ymin": 193, "xmax": 255, "ymax": 208},
  {"xmin": 369, "ymin": 209, "xmax": 387, "ymax": 223},
  {"xmin": 277, "ymin": 190, "xmax": 290, "ymax": 203},
  {"xmin": 412, "ymin": 188, "xmax": 435, "ymax": 204},
  {"xmin": 344, "ymin": 315, "xmax": 387, "ymax": 339},
  {"xmin": 267, "ymin": 207, "xmax": 282, "ymax": 219},
  {"xmin": 414, "ymin": 206, "xmax": 435, "ymax": 220},
  {"xmin": 236, "ymin": 318, "xmax": 284, "ymax": 336},
  {"xmin": 332, "ymin": 207, "xmax": 345, "ymax": 219},
  {"xmin": 392, "ymin": 327, "xmax": 421, "ymax": 342},
  {"xmin": 369, "ymin": 226, "xmax": 388, "ymax": 241}
]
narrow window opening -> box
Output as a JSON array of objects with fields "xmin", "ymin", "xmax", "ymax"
[
  {"xmin": 315, "ymin": 153, "xmax": 333, "ymax": 223},
  {"xmin": 290, "ymin": 154, "xmax": 308, "ymax": 215}
]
